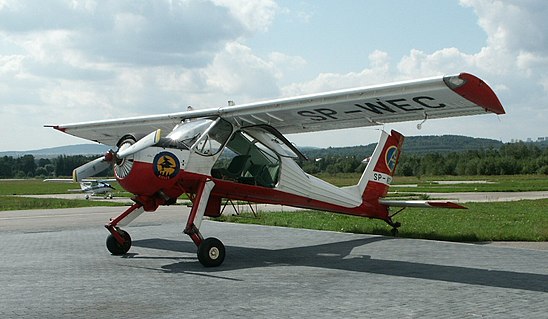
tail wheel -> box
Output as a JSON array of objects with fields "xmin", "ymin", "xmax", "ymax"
[
  {"xmin": 197, "ymin": 237, "xmax": 225, "ymax": 267},
  {"xmin": 106, "ymin": 229, "xmax": 132, "ymax": 255}
]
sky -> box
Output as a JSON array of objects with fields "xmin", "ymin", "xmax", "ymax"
[{"xmin": 1, "ymin": 0, "xmax": 547, "ymax": 151}]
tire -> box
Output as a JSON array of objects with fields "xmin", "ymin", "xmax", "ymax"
[
  {"xmin": 106, "ymin": 229, "xmax": 132, "ymax": 255},
  {"xmin": 197, "ymin": 237, "xmax": 225, "ymax": 267}
]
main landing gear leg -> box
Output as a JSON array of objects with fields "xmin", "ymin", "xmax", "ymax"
[
  {"xmin": 105, "ymin": 203, "xmax": 144, "ymax": 255},
  {"xmin": 389, "ymin": 221, "xmax": 401, "ymax": 237},
  {"xmin": 183, "ymin": 179, "xmax": 225, "ymax": 267},
  {"xmin": 386, "ymin": 208, "xmax": 404, "ymax": 237}
]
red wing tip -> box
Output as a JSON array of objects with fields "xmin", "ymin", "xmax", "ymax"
[
  {"xmin": 447, "ymin": 73, "xmax": 506, "ymax": 115},
  {"xmin": 428, "ymin": 201, "xmax": 467, "ymax": 209}
]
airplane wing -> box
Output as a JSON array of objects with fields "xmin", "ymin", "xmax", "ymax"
[{"xmin": 46, "ymin": 73, "xmax": 504, "ymax": 146}]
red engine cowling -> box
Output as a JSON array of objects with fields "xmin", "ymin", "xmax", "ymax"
[{"xmin": 115, "ymin": 150, "xmax": 185, "ymax": 200}]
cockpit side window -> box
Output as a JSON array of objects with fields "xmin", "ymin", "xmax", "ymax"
[{"xmin": 212, "ymin": 130, "xmax": 280, "ymax": 188}]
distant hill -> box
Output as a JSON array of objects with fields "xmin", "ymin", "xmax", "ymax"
[
  {"xmin": 402, "ymin": 135, "xmax": 504, "ymax": 153},
  {"xmin": 0, "ymin": 144, "xmax": 110, "ymax": 158},
  {"xmin": 302, "ymin": 135, "xmax": 505, "ymax": 159}
]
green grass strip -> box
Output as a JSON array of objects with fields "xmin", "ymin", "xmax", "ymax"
[
  {"xmin": 0, "ymin": 196, "xmax": 124, "ymax": 211},
  {"xmin": 214, "ymin": 199, "xmax": 548, "ymax": 242}
]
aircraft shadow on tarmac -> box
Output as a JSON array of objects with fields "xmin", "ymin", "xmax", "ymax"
[{"xmin": 131, "ymin": 237, "xmax": 547, "ymax": 293}]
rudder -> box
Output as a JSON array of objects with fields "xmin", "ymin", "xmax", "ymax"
[{"xmin": 357, "ymin": 130, "xmax": 404, "ymax": 206}]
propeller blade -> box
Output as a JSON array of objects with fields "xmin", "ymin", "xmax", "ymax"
[
  {"xmin": 117, "ymin": 129, "xmax": 162, "ymax": 158},
  {"xmin": 72, "ymin": 156, "xmax": 111, "ymax": 182}
]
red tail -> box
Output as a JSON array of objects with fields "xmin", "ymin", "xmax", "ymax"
[{"xmin": 356, "ymin": 130, "xmax": 404, "ymax": 218}]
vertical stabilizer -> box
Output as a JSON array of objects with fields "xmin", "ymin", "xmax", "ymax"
[{"xmin": 357, "ymin": 130, "xmax": 404, "ymax": 207}]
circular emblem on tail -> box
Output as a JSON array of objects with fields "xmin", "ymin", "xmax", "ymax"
[
  {"xmin": 385, "ymin": 146, "xmax": 399, "ymax": 173},
  {"xmin": 153, "ymin": 152, "xmax": 180, "ymax": 180}
]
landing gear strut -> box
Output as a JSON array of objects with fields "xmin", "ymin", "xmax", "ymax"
[
  {"xmin": 390, "ymin": 224, "xmax": 400, "ymax": 236},
  {"xmin": 385, "ymin": 207, "xmax": 405, "ymax": 236},
  {"xmin": 104, "ymin": 203, "xmax": 144, "ymax": 255},
  {"xmin": 104, "ymin": 180, "xmax": 225, "ymax": 267},
  {"xmin": 184, "ymin": 179, "xmax": 226, "ymax": 267},
  {"xmin": 385, "ymin": 216, "xmax": 402, "ymax": 237}
]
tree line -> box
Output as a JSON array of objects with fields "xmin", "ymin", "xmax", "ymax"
[
  {"xmin": 0, "ymin": 141, "xmax": 546, "ymax": 179},
  {"xmin": 395, "ymin": 143, "xmax": 548, "ymax": 176},
  {"xmin": 0, "ymin": 155, "xmax": 107, "ymax": 179},
  {"xmin": 300, "ymin": 141, "xmax": 548, "ymax": 176}
]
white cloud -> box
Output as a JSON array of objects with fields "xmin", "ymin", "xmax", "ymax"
[
  {"xmin": 283, "ymin": 0, "xmax": 548, "ymax": 145},
  {"xmin": 0, "ymin": 0, "xmax": 246, "ymax": 67},
  {"xmin": 204, "ymin": 41, "xmax": 279, "ymax": 98},
  {"xmin": 212, "ymin": 0, "xmax": 278, "ymax": 32},
  {"xmin": 397, "ymin": 48, "xmax": 473, "ymax": 77},
  {"xmin": 0, "ymin": 54, "xmax": 23, "ymax": 74},
  {"xmin": 0, "ymin": 0, "xmax": 288, "ymax": 149},
  {"xmin": 461, "ymin": 0, "xmax": 548, "ymax": 53},
  {"xmin": 1, "ymin": 0, "xmax": 547, "ymax": 150},
  {"xmin": 288, "ymin": 0, "xmax": 548, "ymax": 98},
  {"xmin": 281, "ymin": 50, "xmax": 394, "ymax": 96}
]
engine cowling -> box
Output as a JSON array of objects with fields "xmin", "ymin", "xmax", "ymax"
[{"xmin": 115, "ymin": 146, "xmax": 190, "ymax": 198}]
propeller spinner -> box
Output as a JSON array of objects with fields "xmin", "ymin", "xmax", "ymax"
[{"xmin": 72, "ymin": 129, "xmax": 161, "ymax": 182}]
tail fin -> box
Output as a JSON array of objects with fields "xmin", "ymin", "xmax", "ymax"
[
  {"xmin": 355, "ymin": 130, "xmax": 466, "ymax": 223},
  {"xmin": 357, "ymin": 130, "xmax": 404, "ymax": 205}
]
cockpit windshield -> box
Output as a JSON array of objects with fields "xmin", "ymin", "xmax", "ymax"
[
  {"xmin": 164, "ymin": 118, "xmax": 233, "ymax": 155},
  {"xmin": 167, "ymin": 119, "xmax": 213, "ymax": 149}
]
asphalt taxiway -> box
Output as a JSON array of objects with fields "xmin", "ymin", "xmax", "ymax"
[{"xmin": 0, "ymin": 206, "xmax": 546, "ymax": 318}]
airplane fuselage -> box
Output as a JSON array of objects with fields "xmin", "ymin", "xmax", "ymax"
[{"xmin": 114, "ymin": 121, "xmax": 391, "ymax": 221}]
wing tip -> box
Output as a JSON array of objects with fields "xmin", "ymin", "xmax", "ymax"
[{"xmin": 445, "ymin": 73, "xmax": 506, "ymax": 115}]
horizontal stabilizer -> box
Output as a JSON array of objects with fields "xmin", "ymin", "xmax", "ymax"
[{"xmin": 379, "ymin": 199, "xmax": 466, "ymax": 209}]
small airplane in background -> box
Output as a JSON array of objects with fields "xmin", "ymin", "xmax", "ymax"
[
  {"xmin": 44, "ymin": 178, "xmax": 116, "ymax": 199},
  {"xmin": 46, "ymin": 72, "xmax": 504, "ymax": 267}
]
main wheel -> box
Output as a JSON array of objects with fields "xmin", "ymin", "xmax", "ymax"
[
  {"xmin": 106, "ymin": 229, "xmax": 132, "ymax": 255},
  {"xmin": 197, "ymin": 237, "xmax": 225, "ymax": 267}
]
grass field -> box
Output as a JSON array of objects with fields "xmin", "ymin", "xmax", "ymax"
[
  {"xmin": 2, "ymin": 174, "xmax": 546, "ymax": 196},
  {"xmin": 0, "ymin": 179, "xmax": 130, "ymax": 197},
  {"xmin": 0, "ymin": 195, "xmax": 123, "ymax": 211},
  {"xmin": 215, "ymin": 199, "xmax": 548, "ymax": 242},
  {"xmin": 317, "ymin": 173, "xmax": 548, "ymax": 192},
  {"xmin": 1, "ymin": 177, "xmax": 546, "ymax": 242}
]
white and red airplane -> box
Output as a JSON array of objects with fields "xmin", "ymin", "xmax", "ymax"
[
  {"xmin": 45, "ymin": 178, "xmax": 116, "ymax": 199},
  {"xmin": 46, "ymin": 73, "xmax": 504, "ymax": 267}
]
